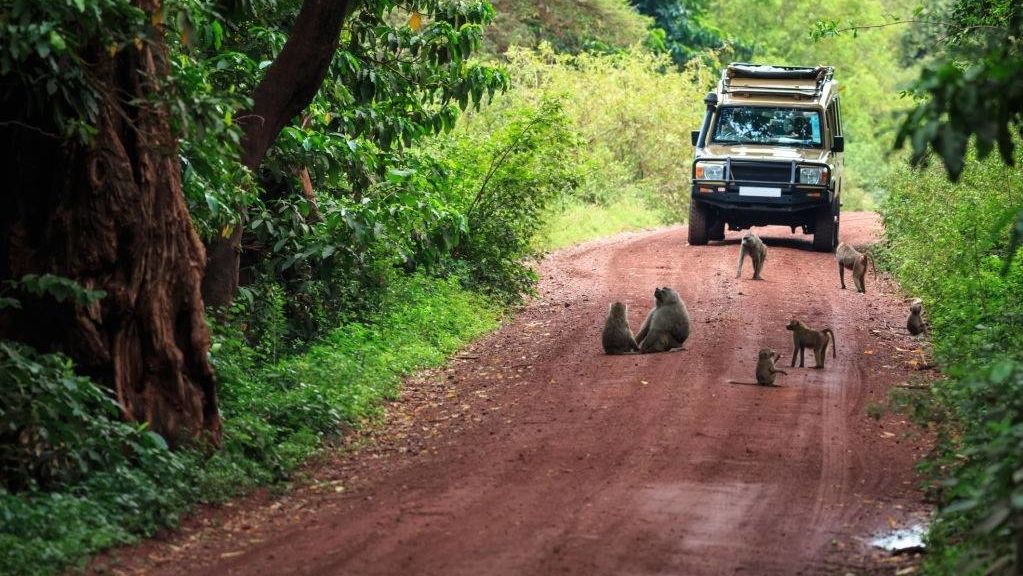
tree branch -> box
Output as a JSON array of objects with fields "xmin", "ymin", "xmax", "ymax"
[{"xmin": 238, "ymin": 0, "xmax": 357, "ymax": 170}]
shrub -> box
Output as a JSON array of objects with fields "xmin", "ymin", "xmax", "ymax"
[
  {"xmin": 0, "ymin": 274, "xmax": 500, "ymax": 576},
  {"xmin": 880, "ymin": 148, "xmax": 1023, "ymax": 574}
]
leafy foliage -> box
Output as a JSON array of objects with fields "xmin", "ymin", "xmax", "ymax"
[
  {"xmin": 176, "ymin": 0, "xmax": 509, "ymax": 237},
  {"xmin": 894, "ymin": 2, "xmax": 1022, "ymax": 181},
  {"xmin": 628, "ymin": 0, "xmax": 751, "ymax": 66},
  {"xmin": 440, "ymin": 97, "xmax": 579, "ymax": 298},
  {"xmin": 881, "ymin": 148, "xmax": 1023, "ymax": 574},
  {"xmin": 1, "ymin": 274, "xmax": 499, "ymax": 575},
  {"xmin": 0, "ymin": 343, "xmax": 163, "ymax": 492},
  {"xmin": 483, "ymin": 0, "xmax": 652, "ymax": 54},
  {"xmin": 500, "ymin": 46, "xmax": 712, "ymax": 220},
  {"xmin": 0, "ymin": 0, "xmax": 145, "ymax": 141}
]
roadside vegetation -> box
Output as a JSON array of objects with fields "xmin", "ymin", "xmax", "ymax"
[
  {"xmin": 5, "ymin": 0, "xmax": 1014, "ymax": 574},
  {"xmin": 882, "ymin": 149, "xmax": 1023, "ymax": 575},
  {"xmin": 866, "ymin": 1, "xmax": 1023, "ymax": 572}
]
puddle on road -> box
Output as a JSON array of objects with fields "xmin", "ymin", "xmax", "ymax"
[{"xmin": 869, "ymin": 524, "xmax": 927, "ymax": 554}]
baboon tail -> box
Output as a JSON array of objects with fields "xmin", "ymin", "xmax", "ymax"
[
  {"xmin": 866, "ymin": 253, "xmax": 878, "ymax": 279},
  {"xmin": 824, "ymin": 328, "xmax": 836, "ymax": 357}
]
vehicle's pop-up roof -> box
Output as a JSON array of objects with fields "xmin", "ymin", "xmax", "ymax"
[{"xmin": 718, "ymin": 63, "xmax": 836, "ymax": 103}]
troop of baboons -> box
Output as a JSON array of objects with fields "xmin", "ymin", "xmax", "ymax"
[
  {"xmin": 601, "ymin": 230, "xmax": 927, "ymax": 386},
  {"xmin": 603, "ymin": 287, "xmax": 691, "ymax": 355}
]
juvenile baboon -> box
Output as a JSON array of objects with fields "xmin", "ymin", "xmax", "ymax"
[
  {"xmin": 736, "ymin": 232, "xmax": 767, "ymax": 280},
  {"xmin": 636, "ymin": 287, "xmax": 691, "ymax": 353},
  {"xmin": 602, "ymin": 301, "xmax": 640, "ymax": 354},
  {"xmin": 756, "ymin": 347, "xmax": 788, "ymax": 385},
  {"xmin": 907, "ymin": 299, "xmax": 926, "ymax": 336},
  {"xmin": 835, "ymin": 242, "xmax": 870, "ymax": 293},
  {"xmin": 786, "ymin": 319, "xmax": 836, "ymax": 369}
]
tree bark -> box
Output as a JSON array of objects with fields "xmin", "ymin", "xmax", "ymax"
[
  {"xmin": 201, "ymin": 0, "xmax": 355, "ymax": 309},
  {"xmin": 0, "ymin": 1, "xmax": 220, "ymax": 446}
]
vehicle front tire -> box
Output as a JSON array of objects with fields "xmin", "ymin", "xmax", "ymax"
[
  {"xmin": 688, "ymin": 200, "xmax": 709, "ymax": 245},
  {"xmin": 812, "ymin": 206, "xmax": 837, "ymax": 252}
]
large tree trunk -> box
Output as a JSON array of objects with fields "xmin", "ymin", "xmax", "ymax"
[
  {"xmin": 201, "ymin": 0, "xmax": 354, "ymax": 309},
  {"xmin": 0, "ymin": 1, "xmax": 220, "ymax": 446}
]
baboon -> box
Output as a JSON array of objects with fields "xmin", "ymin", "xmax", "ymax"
[
  {"xmin": 835, "ymin": 242, "xmax": 870, "ymax": 293},
  {"xmin": 602, "ymin": 301, "xmax": 640, "ymax": 354},
  {"xmin": 786, "ymin": 319, "xmax": 836, "ymax": 369},
  {"xmin": 907, "ymin": 299, "xmax": 926, "ymax": 336},
  {"xmin": 636, "ymin": 287, "xmax": 691, "ymax": 353},
  {"xmin": 756, "ymin": 347, "xmax": 788, "ymax": 386},
  {"xmin": 736, "ymin": 232, "xmax": 767, "ymax": 280}
]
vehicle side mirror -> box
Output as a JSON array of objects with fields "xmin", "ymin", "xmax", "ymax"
[
  {"xmin": 691, "ymin": 130, "xmax": 700, "ymax": 146},
  {"xmin": 832, "ymin": 135, "xmax": 845, "ymax": 152}
]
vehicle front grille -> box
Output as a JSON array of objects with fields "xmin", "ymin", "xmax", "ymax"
[{"xmin": 729, "ymin": 161, "xmax": 793, "ymax": 184}]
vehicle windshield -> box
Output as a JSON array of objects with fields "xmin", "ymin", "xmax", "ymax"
[{"xmin": 711, "ymin": 106, "xmax": 823, "ymax": 148}]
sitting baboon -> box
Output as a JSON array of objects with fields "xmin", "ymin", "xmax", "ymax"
[
  {"xmin": 736, "ymin": 232, "xmax": 767, "ymax": 280},
  {"xmin": 602, "ymin": 301, "xmax": 640, "ymax": 354},
  {"xmin": 636, "ymin": 287, "xmax": 691, "ymax": 353},
  {"xmin": 907, "ymin": 299, "xmax": 926, "ymax": 336},
  {"xmin": 786, "ymin": 319, "xmax": 836, "ymax": 369},
  {"xmin": 835, "ymin": 242, "xmax": 870, "ymax": 293},
  {"xmin": 756, "ymin": 347, "xmax": 787, "ymax": 385}
]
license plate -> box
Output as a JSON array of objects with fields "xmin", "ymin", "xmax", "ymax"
[{"xmin": 739, "ymin": 186, "xmax": 782, "ymax": 197}]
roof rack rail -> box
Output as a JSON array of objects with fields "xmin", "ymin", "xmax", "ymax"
[{"xmin": 721, "ymin": 63, "xmax": 834, "ymax": 98}]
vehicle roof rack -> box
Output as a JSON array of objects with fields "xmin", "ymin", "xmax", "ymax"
[{"xmin": 721, "ymin": 63, "xmax": 834, "ymax": 98}]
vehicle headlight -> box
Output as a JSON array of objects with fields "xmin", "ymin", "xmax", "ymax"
[
  {"xmin": 696, "ymin": 163, "xmax": 725, "ymax": 180},
  {"xmin": 799, "ymin": 166, "xmax": 829, "ymax": 185}
]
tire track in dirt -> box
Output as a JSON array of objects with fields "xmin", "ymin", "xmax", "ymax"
[{"xmin": 91, "ymin": 212, "xmax": 933, "ymax": 576}]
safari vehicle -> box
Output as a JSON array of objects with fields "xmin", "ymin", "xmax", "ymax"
[{"xmin": 688, "ymin": 63, "xmax": 844, "ymax": 251}]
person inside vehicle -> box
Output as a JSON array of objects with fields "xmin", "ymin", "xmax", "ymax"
[{"xmin": 788, "ymin": 116, "xmax": 812, "ymax": 140}]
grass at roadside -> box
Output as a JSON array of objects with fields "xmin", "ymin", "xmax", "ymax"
[
  {"xmin": 0, "ymin": 275, "xmax": 501, "ymax": 576},
  {"xmin": 538, "ymin": 194, "xmax": 665, "ymax": 250}
]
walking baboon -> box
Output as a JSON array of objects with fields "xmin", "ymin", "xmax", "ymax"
[
  {"xmin": 835, "ymin": 242, "xmax": 870, "ymax": 293},
  {"xmin": 786, "ymin": 319, "xmax": 836, "ymax": 369},
  {"xmin": 907, "ymin": 299, "xmax": 926, "ymax": 336},
  {"xmin": 636, "ymin": 287, "xmax": 691, "ymax": 353},
  {"xmin": 736, "ymin": 232, "xmax": 767, "ymax": 280},
  {"xmin": 756, "ymin": 347, "xmax": 788, "ymax": 385},
  {"xmin": 602, "ymin": 301, "xmax": 640, "ymax": 354}
]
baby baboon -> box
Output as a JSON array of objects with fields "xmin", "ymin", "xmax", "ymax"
[
  {"xmin": 636, "ymin": 287, "xmax": 691, "ymax": 353},
  {"xmin": 736, "ymin": 232, "xmax": 767, "ymax": 280},
  {"xmin": 907, "ymin": 299, "xmax": 926, "ymax": 336},
  {"xmin": 835, "ymin": 242, "xmax": 870, "ymax": 293},
  {"xmin": 602, "ymin": 301, "xmax": 640, "ymax": 354},
  {"xmin": 786, "ymin": 319, "xmax": 836, "ymax": 369},
  {"xmin": 756, "ymin": 347, "xmax": 788, "ymax": 386}
]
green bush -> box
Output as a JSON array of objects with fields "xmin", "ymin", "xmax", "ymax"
[
  {"xmin": 880, "ymin": 148, "xmax": 1023, "ymax": 574},
  {"xmin": 0, "ymin": 274, "xmax": 500, "ymax": 576},
  {"xmin": 502, "ymin": 45, "xmax": 711, "ymax": 221},
  {"xmin": 485, "ymin": 0, "xmax": 652, "ymax": 54},
  {"xmin": 438, "ymin": 97, "xmax": 580, "ymax": 298}
]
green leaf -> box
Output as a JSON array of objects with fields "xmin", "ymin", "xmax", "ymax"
[{"xmin": 48, "ymin": 30, "xmax": 66, "ymax": 53}]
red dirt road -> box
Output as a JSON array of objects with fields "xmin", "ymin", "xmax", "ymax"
[{"xmin": 93, "ymin": 212, "xmax": 934, "ymax": 575}]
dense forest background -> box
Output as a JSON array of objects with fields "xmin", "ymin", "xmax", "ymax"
[{"xmin": 0, "ymin": 0, "xmax": 1020, "ymax": 574}]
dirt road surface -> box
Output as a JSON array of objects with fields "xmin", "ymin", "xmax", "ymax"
[{"xmin": 92, "ymin": 212, "xmax": 934, "ymax": 575}]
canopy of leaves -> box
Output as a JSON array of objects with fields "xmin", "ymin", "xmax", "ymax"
[
  {"xmin": 894, "ymin": 1, "xmax": 1022, "ymax": 181},
  {"xmin": 483, "ymin": 0, "xmax": 651, "ymax": 55},
  {"xmin": 629, "ymin": 0, "xmax": 751, "ymax": 66}
]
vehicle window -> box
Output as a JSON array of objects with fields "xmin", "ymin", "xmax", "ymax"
[{"xmin": 711, "ymin": 107, "xmax": 824, "ymax": 148}]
